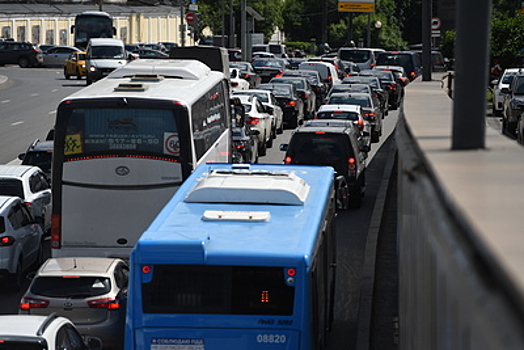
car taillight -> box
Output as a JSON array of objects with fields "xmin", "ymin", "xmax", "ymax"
[
  {"xmin": 286, "ymin": 100, "xmax": 297, "ymax": 106},
  {"xmin": 357, "ymin": 119, "xmax": 365, "ymax": 131},
  {"xmin": 348, "ymin": 157, "xmax": 357, "ymax": 176},
  {"xmin": 0, "ymin": 236, "xmax": 15, "ymax": 246},
  {"xmin": 365, "ymin": 112, "xmax": 376, "ymax": 120},
  {"xmin": 235, "ymin": 142, "xmax": 247, "ymax": 149},
  {"xmin": 389, "ymin": 83, "xmax": 397, "ymax": 89},
  {"xmin": 313, "ymin": 86, "xmax": 321, "ymax": 93},
  {"xmin": 284, "ymin": 156, "xmax": 292, "ymax": 164},
  {"xmin": 51, "ymin": 214, "xmax": 61, "ymax": 249},
  {"xmin": 88, "ymin": 298, "xmax": 120, "ymax": 310},
  {"xmin": 246, "ymin": 117, "xmax": 260, "ymax": 125},
  {"xmin": 275, "ymin": 71, "xmax": 283, "ymax": 78},
  {"xmin": 20, "ymin": 297, "xmax": 49, "ymax": 310},
  {"xmin": 231, "ymin": 81, "xmax": 239, "ymax": 87}
]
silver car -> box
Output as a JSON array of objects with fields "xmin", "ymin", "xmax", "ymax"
[
  {"xmin": 0, "ymin": 196, "xmax": 44, "ymax": 291},
  {"xmin": 42, "ymin": 46, "xmax": 81, "ymax": 67},
  {"xmin": 20, "ymin": 257, "xmax": 129, "ymax": 349}
]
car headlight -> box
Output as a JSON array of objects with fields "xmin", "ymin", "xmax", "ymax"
[
  {"xmin": 81, "ymin": 64, "xmax": 86, "ymax": 68},
  {"xmin": 89, "ymin": 66, "xmax": 97, "ymax": 72}
]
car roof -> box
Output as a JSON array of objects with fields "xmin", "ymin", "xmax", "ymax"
[
  {"xmin": 0, "ymin": 314, "xmax": 69, "ymax": 337},
  {"xmin": 329, "ymin": 92, "xmax": 370, "ymax": 98},
  {"xmin": 295, "ymin": 120, "xmax": 357, "ymax": 134},
  {"xmin": 0, "ymin": 164, "xmax": 40, "ymax": 178},
  {"xmin": 317, "ymin": 104, "xmax": 361, "ymax": 113},
  {"xmin": 37, "ymin": 257, "xmax": 123, "ymax": 276},
  {"xmin": 0, "ymin": 195, "xmax": 19, "ymax": 211}
]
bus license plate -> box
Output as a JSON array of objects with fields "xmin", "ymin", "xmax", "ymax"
[{"xmin": 151, "ymin": 338, "xmax": 204, "ymax": 350}]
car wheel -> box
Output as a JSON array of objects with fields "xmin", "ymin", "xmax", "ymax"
[
  {"xmin": 350, "ymin": 185, "xmax": 362, "ymax": 209},
  {"xmin": 76, "ymin": 68, "xmax": 82, "ymax": 80},
  {"xmin": 64, "ymin": 67, "xmax": 71, "ymax": 79},
  {"xmin": 258, "ymin": 134, "xmax": 267, "ymax": 156},
  {"xmin": 371, "ymin": 129, "xmax": 380, "ymax": 143},
  {"xmin": 18, "ymin": 56, "xmax": 30, "ymax": 68},
  {"xmin": 336, "ymin": 182, "xmax": 350, "ymax": 211},
  {"xmin": 86, "ymin": 76, "xmax": 93, "ymax": 85},
  {"xmin": 277, "ymin": 120, "xmax": 284, "ymax": 134}
]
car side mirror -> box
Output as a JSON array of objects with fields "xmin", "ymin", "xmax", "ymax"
[
  {"xmin": 18, "ymin": 153, "xmax": 26, "ymax": 160},
  {"xmin": 279, "ymin": 144, "xmax": 289, "ymax": 152},
  {"xmin": 501, "ymin": 87, "xmax": 510, "ymax": 94}
]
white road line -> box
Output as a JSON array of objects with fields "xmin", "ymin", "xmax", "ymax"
[
  {"xmin": 1, "ymin": 99, "xmax": 10, "ymax": 103},
  {"xmin": 48, "ymin": 110, "xmax": 56, "ymax": 115},
  {"xmin": 31, "ymin": 93, "xmax": 39, "ymax": 97},
  {"xmin": 11, "ymin": 121, "xmax": 24, "ymax": 126}
]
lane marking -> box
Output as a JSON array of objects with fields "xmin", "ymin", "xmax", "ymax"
[
  {"xmin": 11, "ymin": 121, "xmax": 24, "ymax": 126},
  {"xmin": 1, "ymin": 99, "xmax": 10, "ymax": 103}
]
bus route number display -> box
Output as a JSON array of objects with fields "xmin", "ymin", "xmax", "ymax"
[{"xmin": 151, "ymin": 338, "xmax": 204, "ymax": 350}]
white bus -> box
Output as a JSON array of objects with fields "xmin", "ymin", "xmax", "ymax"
[{"xmin": 51, "ymin": 59, "xmax": 233, "ymax": 258}]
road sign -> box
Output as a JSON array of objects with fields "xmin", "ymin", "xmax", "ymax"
[
  {"xmin": 185, "ymin": 12, "xmax": 197, "ymax": 24},
  {"xmin": 338, "ymin": 0, "xmax": 375, "ymax": 13}
]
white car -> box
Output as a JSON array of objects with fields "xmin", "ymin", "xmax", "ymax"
[
  {"xmin": 0, "ymin": 314, "xmax": 102, "ymax": 349},
  {"xmin": 0, "ymin": 165, "xmax": 51, "ymax": 233},
  {"xmin": 230, "ymin": 68, "xmax": 250, "ymax": 91},
  {"xmin": 233, "ymin": 89, "xmax": 284, "ymax": 136},
  {"xmin": 234, "ymin": 94, "xmax": 273, "ymax": 156},
  {"xmin": 492, "ymin": 68, "xmax": 520, "ymax": 116}
]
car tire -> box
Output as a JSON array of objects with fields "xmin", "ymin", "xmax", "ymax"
[
  {"xmin": 76, "ymin": 68, "xmax": 82, "ymax": 80},
  {"xmin": 18, "ymin": 56, "xmax": 30, "ymax": 68},
  {"xmin": 336, "ymin": 182, "xmax": 350, "ymax": 211},
  {"xmin": 86, "ymin": 76, "xmax": 93, "ymax": 86},
  {"xmin": 64, "ymin": 67, "xmax": 71, "ymax": 79},
  {"xmin": 371, "ymin": 130, "xmax": 380, "ymax": 143},
  {"xmin": 350, "ymin": 185, "xmax": 362, "ymax": 209},
  {"xmin": 277, "ymin": 121, "xmax": 284, "ymax": 134},
  {"xmin": 258, "ymin": 134, "xmax": 267, "ymax": 156}
]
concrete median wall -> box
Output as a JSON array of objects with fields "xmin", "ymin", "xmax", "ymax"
[{"xmin": 397, "ymin": 74, "xmax": 524, "ymax": 349}]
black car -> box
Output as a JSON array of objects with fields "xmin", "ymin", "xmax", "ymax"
[
  {"xmin": 251, "ymin": 58, "xmax": 289, "ymax": 83},
  {"xmin": 282, "ymin": 69, "xmax": 328, "ymax": 104},
  {"xmin": 258, "ymin": 83, "xmax": 305, "ymax": 128},
  {"xmin": 0, "ymin": 41, "xmax": 43, "ymax": 67},
  {"xmin": 342, "ymin": 75, "xmax": 389, "ymax": 116},
  {"xmin": 359, "ymin": 69, "xmax": 403, "ymax": 109},
  {"xmin": 328, "ymin": 83, "xmax": 382, "ymax": 118},
  {"xmin": 269, "ymin": 77, "xmax": 316, "ymax": 119},
  {"xmin": 280, "ymin": 119, "xmax": 369, "ymax": 209},
  {"xmin": 232, "ymin": 125, "xmax": 259, "ymax": 164},
  {"xmin": 229, "ymin": 61, "xmax": 262, "ymax": 88},
  {"xmin": 18, "ymin": 139, "xmax": 53, "ymax": 179},
  {"xmin": 502, "ymin": 72, "xmax": 524, "ymax": 136}
]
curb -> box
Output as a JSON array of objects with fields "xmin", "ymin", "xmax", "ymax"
[{"xmin": 355, "ymin": 129, "xmax": 398, "ymax": 350}]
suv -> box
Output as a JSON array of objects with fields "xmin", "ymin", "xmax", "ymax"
[
  {"xmin": 492, "ymin": 68, "xmax": 520, "ymax": 116},
  {"xmin": 0, "ymin": 313, "xmax": 102, "ymax": 349},
  {"xmin": 18, "ymin": 139, "xmax": 54, "ymax": 179},
  {"xmin": 0, "ymin": 195, "xmax": 44, "ymax": 291},
  {"xmin": 337, "ymin": 47, "xmax": 385, "ymax": 70},
  {"xmin": 376, "ymin": 51, "xmax": 421, "ymax": 81},
  {"xmin": 501, "ymin": 72, "xmax": 524, "ymax": 136},
  {"xmin": 0, "ymin": 165, "xmax": 51, "ymax": 232},
  {"xmin": 0, "ymin": 41, "xmax": 43, "ymax": 68},
  {"xmin": 20, "ymin": 257, "xmax": 129, "ymax": 350},
  {"xmin": 280, "ymin": 120, "xmax": 369, "ymax": 209}
]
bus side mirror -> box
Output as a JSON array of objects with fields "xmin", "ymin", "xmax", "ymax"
[{"xmin": 71, "ymin": 25, "xmax": 75, "ymax": 34}]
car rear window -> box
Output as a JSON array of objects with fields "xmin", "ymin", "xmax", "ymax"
[
  {"xmin": 316, "ymin": 111, "xmax": 359, "ymax": 121},
  {"xmin": 0, "ymin": 179, "xmax": 24, "ymax": 198},
  {"xmin": 31, "ymin": 277, "xmax": 111, "ymax": 297},
  {"xmin": 289, "ymin": 133, "xmax": 353, "ymax": 165},
  {"xmin": 338, "ymin": 49, "xmax": 371, "ymax": 63},
  {"xmin": 328, "ymin": 95, "xmax": 371, "ymax": 107}
]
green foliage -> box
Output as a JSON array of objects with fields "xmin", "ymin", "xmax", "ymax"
[
  {"xmin": 283, "ymin": 42, "xmax": 311, "ymax": 52},
  {"xmin": 490, "ymin": 15, "xmax": 524, "ymax": 68},
  {"xmin": 439, "ymin": 30, "xmax": 455, "ymax": 60}
]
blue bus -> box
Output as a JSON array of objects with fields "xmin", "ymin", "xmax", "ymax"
[{"xmin": 125, "ymin": 163, "xmax": 337, "ymax": 350}]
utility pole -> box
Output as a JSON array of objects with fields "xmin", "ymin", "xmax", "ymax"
[
  {"xmin": 422, "ymin": 0, "xmax": 432, "ymax": 81},
  {"xmin": 241, "ymin": 0, "xmax": 247, "ymax": 61},
  {"xmin": 180, "ymin": 0, "xmax": 186, "ymax": 47},
  {"xmin": 229, "ymin": 0, "xmax": 235, "ymax": 48}
]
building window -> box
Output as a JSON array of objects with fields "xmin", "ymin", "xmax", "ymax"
[
  {"xmin": 32, "ymin": 25, "xmax": 40, "ymax": 44},
  {"xmin": 46, "ymin": 29, "xmax": 54, "ymax": 45},
  {"xmin": 2, "ymin": 26, "xmax": 11, "ymax": 39},
  {"xmin": 59, "ymin": 29, "xmax": 67, "ymax": 45},
  {"xmin": 17, "ymin": 26, "xmax": 26, "ymax": 42},
  {"xmin": 120, "ymin": 27, "xmax": 128, "ymax": 43}
]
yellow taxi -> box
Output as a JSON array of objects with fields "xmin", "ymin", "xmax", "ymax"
[{"xmin": 63, "ymin": 50, "xmax": 86, "ymax": 79}]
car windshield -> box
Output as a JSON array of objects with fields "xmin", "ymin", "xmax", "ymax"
[
  {"xmin": 514, "ymin": 77, "xmax": 524, "ymax": 94},
  {"xmin": 90, "ymin": 46, "xmax": 125, "ymax": 59},
  {"xmin": 31, "ymin": 277, "xmax": 111, "ymax": 297},
  {"xmin": 260, "ymin": 86, "xmax": 291, "ymax": 97},
  {"xmin": 501, "ymin": 72, "xmax": 516, "ymax": 84},
  {"xmin": 234, "ymin": 92, "xmax": 269, "ymax": 103},
  {"xmin": 0, "ymin": 179, "xmax": 24, "ymax": 198},
  {"xmin": 272, "ymin": 79, "xmax": 306, "ymax": 89}
]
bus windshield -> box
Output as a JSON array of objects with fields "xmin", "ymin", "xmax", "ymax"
[
  {"xmin": 74, "ymin": 13, "xmax": 114, "ymax": 49},
  {"xmin": 142, "ymin": 265, "xmax": 294, "ymax": 315},
  {"xmin": 63, "ymin": 108, "xmax": 179, "ymax": 158}
]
